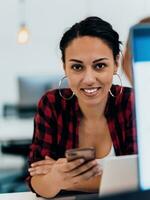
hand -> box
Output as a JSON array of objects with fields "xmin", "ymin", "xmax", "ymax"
[
  {"xmin": 48, "ymin": 158, "xmax": 102, "ymax": 190},
  {"xmin": 28, "ymin": 156, "xmax": 56, "ymax": 176}
]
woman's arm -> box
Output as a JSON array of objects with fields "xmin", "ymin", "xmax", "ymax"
[
  {"xmin": 29, "ymin": 157, "xmax": 101, "ymax": 198},
  {"xmin": 31, "ymin": 173, "xmax": 101, "ymax": 198}
]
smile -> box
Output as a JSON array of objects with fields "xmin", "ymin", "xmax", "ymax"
[{"xmin": 81, "ymin": 87, "xmax": 101, "ymax": 96}]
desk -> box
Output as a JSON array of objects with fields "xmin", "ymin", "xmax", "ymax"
[
  {"xmin": 1, "ymin": 190, "xmax": 150, "ymax": 200},
  {"xmin": 0, "ymin": 191, "xmax": 98, "ymax": 200},
  {"xmin": 0, "ymin": 192, "xmax": 38, "ymax": 200},
  {"xmin": 0, "ymin": 192, "xmax": 76, "ymax": 200}
]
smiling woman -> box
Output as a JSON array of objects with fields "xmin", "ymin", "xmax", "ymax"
[{"xmin": 27, "ymin": 16, "xmax": 137, "ymax": 198}]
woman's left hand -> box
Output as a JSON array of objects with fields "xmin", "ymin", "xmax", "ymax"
[{"xmin": 28, "ymin": 156, "xmax": 56, "ymax": 176}]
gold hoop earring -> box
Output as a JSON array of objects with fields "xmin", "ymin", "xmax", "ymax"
[
  {"xmin": 109, "ymin": 73, "xmax": 123, "ymax": 97},
  {"xmin": 58, "ymin": 76, "xmax": 74, "ymax": 100}
]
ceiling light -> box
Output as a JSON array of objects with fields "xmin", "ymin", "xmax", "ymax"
[
  {"xmin": 17, "ymin": 0, "xmax": 30, "ymax": 44},
  {"xmin": 17, "ymin": 23, "xmax": 29, "ymax": 44}
]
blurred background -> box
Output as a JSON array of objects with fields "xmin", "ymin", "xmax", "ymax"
[{"xmin": 0, "ymin": 0, "xmax": 149, "ymax": 194}]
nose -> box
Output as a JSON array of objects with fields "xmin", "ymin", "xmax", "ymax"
[{"xmin": 82, "ymin": 68, "xmax": 96, "ymax": 86}]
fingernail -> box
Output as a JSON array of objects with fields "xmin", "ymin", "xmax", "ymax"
[
  {"xmin": 45, "ymin": 156, "xmax": 49, "ymax": 159},
  {"xmin": 80, "ymin": 159, "xmax": 84, "ymax": 163},
  {"xmin": 92, "ymin": 160, "xmax": 97, "ymax": 165},
  {"xmin": 95, "ymin": 171, "xmax": 102, "ymax": 176},
  {"xmin": 97, "ymin": 169, "xmax": 103, "ymax": 175}
]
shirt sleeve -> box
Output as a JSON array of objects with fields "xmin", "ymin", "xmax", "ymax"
[
  {"xmin": 28, "ymin": 94, "xmax": 57, "ymax": 165},
  {"xmin": 26, "ymin": 93, "xmax": 57, "ymax": 193}
]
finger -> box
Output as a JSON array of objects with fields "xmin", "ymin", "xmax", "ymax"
[
  {"xmin": 29, "ymin": 163, "xmax": 53, "ymax": 173},
  {"xmin": 82, "ymin": 165, "xmax": 102, "ymax": 179},
  {"xmin": 31, "ymin": 159, "xmax": 55, "ymax": 167},
  {"xmin": 28, "ymin": 166, "xmax": 50, "ymax": 176},
  {"xmin": 71, "ymin": 165, "xmax": 102, "ymax": 183},
  {"xmin": 69, "ymin": 160, "xmax": 97, "ymax": 177},
  {"xmin": 29, "ymin": 168, "xmax": 49, "ymax": 176},
  {"xmin": 61, "ymin": 158, "xmax": 85, "ymax": 172},
  {"xmin": 56, "ymin": 158, "xmax": 66, "ymax": 163}
]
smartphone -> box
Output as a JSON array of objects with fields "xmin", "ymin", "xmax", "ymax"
[{"xmin": 65, "ymin": 147, "xmax": 95, "ymax": 162}]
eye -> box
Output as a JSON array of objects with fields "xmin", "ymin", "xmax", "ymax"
[
  {"xmin": 94, "ymin": 63, "xmax": 106, "ymax": 70},
  {"xmin": 71, "ymin": 64, "xmax": 83, "ymax": 71}
]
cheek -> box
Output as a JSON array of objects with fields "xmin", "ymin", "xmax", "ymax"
[
  {"xmin": 107, "ymin": 74, "xmax": 113, "ymax": 84},
  {"xmin": 67, "ymin": 76, "xmax": 79, "ymax": 90},
  {"xmin": 106, "ymin": 75, "xmax": 114, "ymax": 90},
  {"xmin": 99, "ymin": 71, "xmax": 114, "ymax": 94},
  {"xmin": 100, "ymin": 71, "xmax": 113, "ymax": 84}
]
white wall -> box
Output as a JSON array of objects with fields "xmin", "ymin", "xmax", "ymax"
[
  {"xmin": 0, "ymin": 0, "xmax": 88, "ymax": 107},
  {"xmin": 0, "ymin": 0, "xmax": 150, "ymax": 110}
]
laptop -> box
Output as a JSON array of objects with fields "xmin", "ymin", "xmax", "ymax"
[
  {"xmin": 99, "ymin": 155, "xmax": 138, "ymax": 196},
  {"xmin": 98, "ymin": 24, "xmax": 150, "ymax": 197},
  {"xmin": 130, "ymin": 24, "xmax": 150, "ymax": 191}
]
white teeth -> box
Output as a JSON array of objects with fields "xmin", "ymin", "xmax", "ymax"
[{"xmin": 83, "ymin": 88, "xmax": 98, "ymax": 93}]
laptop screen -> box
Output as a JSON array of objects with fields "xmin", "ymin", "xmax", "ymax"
[{"xmin": 131, "ymin": 24, "xmax": 150, "ymax": 190}]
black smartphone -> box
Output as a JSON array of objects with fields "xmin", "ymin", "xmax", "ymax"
[{"xmin": 65, "ymin": 147, "xmax": 95, "ymax": 162}]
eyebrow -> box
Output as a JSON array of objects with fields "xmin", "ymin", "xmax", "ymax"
[
  {"xmin": 69, "ymin": 58, "xmax": 109, "ymax": 63},
  {"xmin": 93, "ymin": 58, "xmax": 109, "ymax": 63},
  {"xmin": 69, "ymin": 59, "xmax": 83, "ymax": 63}
]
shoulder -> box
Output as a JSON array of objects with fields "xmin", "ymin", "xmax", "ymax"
[
  {"xmin": 111, "ymin": 85, "xmax": 134, "ymax": 104},
  {"xmin": 38, "ymin": 88, "xmax": 71, "ymax": 103},
  {"xmin": 39, "ymin": 89, "xmax": 59, "ymax": 103},
  {"xmin": 37, "ymin": 88, "xmax": 77, "ymax": 112},
  {"xmin": 108, "ymin": 85, "xmax": 135, "ymax": 117},
  {"xmin": 111, "ymin": 85, "xmax": 133, "ymax": 96},
  {"xmin": 37, "ymin": 89, "xmax": 59, "ymax": 111}
]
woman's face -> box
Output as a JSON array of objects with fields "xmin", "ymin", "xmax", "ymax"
[{"xmin": 64, "ymin": 36, "xmax": 118, "ymax": 106}]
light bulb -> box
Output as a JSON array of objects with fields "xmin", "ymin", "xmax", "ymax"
[{"xmin": 17, "ymin": 24, "xmax": 29, "ymax": 44}]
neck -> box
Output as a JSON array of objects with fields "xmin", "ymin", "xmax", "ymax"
[{"xmin": 78, "ymin": 95, "xmax": 108, "ymax": 120}]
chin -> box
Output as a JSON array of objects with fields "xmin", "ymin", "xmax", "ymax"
[{"xmin": 82, "ymin": 98, "xmax": 102, "ymax": 106}]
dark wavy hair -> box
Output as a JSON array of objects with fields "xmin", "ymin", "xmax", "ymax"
[{"xmin": 60, "ymin": 16, "xmax": 122, "ymax": 63}]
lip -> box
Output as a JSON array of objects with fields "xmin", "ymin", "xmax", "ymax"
[{"xmin": 80, "ymin": 87, "xmax": 101, "ymax": 97}]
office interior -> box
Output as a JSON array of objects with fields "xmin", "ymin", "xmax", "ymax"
[{"xmin": 0, "ymin": 0, "xmax": 150, "ymax": 198}]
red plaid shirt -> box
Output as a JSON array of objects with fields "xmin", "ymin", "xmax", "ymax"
[{"xmin": 28, "ymin": 85, "xmax": 137, "ymax": 165}]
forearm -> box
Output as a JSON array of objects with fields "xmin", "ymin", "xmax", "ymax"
[
  {"xmin": 31, "ymin": 174, "xmax": 100, "ymax": 197},
  {"xmin": 67, "ymin": 175, "xmax": 101, "ymax": 193},
  {"xmin": 31, "ymin": 175, "xmax": 60, "ymax": 198}
]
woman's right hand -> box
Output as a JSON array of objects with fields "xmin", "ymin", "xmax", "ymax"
[{"xmin": 48, "ymin": 157, "xmax": 102, "ymax": 190}]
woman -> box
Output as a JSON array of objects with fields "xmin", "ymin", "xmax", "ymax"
[{"xmin": 27, "ymin": 16, "xmax": 137, "ymax": 198}]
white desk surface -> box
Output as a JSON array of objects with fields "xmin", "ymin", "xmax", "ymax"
[
  {"xmin": 0, "ymin": 192, "xmax": 75, "ymax": 200},
  {"xmin": 0, "ymin": 118, "xmax": 33, "ymax": 141},
  {"xmin": 0, "ymin": 192, "xmax": 39, "ymax": 200}
]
